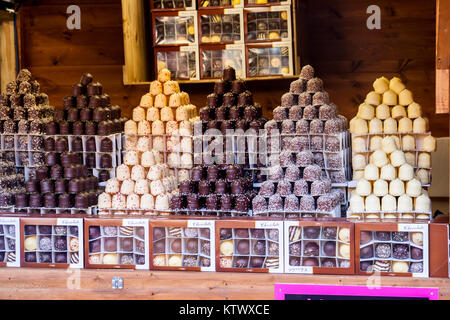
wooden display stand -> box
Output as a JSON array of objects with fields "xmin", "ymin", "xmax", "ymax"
[{"xmin": 0, "ymin": 268, "xmax": 448, "ymax": 300}]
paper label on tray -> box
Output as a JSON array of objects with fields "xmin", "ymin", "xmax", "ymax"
[
  {"xmin": 225, "ymin": 44, "xmax": 242, "ymax": 50},
  {"xmin": 188, "ymin": 220, "xmax": 213, "ymax": 228},
  {"xmin": 398, "ymin": 224, "xmax": 427, "ymax": 232},
  {"xmin": 57, "ymin": 218, "xmax": 81, "ymax": 226},
  {"xmin": 180, "ymin": 46, "xmax": 195, "ymax": 52},
  {"xmin": 0, "ymin": 217, "xmax": 17, "ymax": 224},
  {"xmin": 178, "ymin": 11, "xmax": 193, "ymax": 17},
  {"xmin": 270, "ymin": 5, "xmax": 286, "ymax": 11},
  {"xmin": 255, "ymin": 221, "xmax": 282, "ymax": 229},
  {"xmin": 286, "ymin": 266, "xmax": 313, "ymax": 274},
  {"xmin": 122, "ymin": 219, "xmax": 147, "ymax": 227},
  {"xmin": 224, "ymin": 8, "xmax": 241, "ymax": 14},
  {"xmin": 272, "ymin": 42, "xmax": 289, "ymax": 48}
]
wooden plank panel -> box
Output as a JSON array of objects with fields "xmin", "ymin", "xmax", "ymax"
[
  {"xmin": 0, "ymin": 268, "xmax": 448, "ymax": 300},
  {"xmin": 0, "ymin": 20, "xmax": 16, "ymax": 93},
  {"xmin": 22, "ymin": 27, "xmax": 124, "ymax": 66}
]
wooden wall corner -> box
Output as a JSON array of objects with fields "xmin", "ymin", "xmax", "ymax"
[{"xmin": 0, "ymin": 18, "xmax": 16, "ymax": 92}]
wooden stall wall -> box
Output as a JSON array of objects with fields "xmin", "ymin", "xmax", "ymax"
[{"xmin": 19, "ymin": 0, "xmax": 448, "ymax": 136}]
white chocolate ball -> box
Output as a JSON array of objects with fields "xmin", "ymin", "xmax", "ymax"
[
  {"xmin": 416, "ymin": 169, "xmax": 430, "ymax": 185},
  {"xmin": 413, "ymin": 117, "xmax": 427, "ymax": 134},
  {"xmin": 352, "ymin": 154, "xmax": 367, "ymax": 170},
  {"xmin": 398, "ymin": 89, "xmax": 413, "ymax": 106},
  {"xmin": 369, "ymin": 136, "xmax": 383, "ymax": 151},
  {"xmin": 376, "ymin": 104, "xmax": 390, "ymax": 120},
  {"xmin": 383, "ymin": 118, "xmax": 397, "ymax": 133},
  {"xmin": 422, "ymin": 135, "xmax": 436, "ymax": 152},
  {"xmin": 406, "ymin": 179, "xmax": 422, "ymax": 197},
  {"xmin": 392, "ymin": 105, "xmax": 407, "ymax": 119},
  {"xmin": 398, "ymin": 194, "xmax": 413, "ymax": 212},
  {"xmin": 352, "ymin": 137, "xmax": 367, "ymax": 153},
  {"xmin": 381, "ymin": 136, "xmax": 398, "ymax": 154},
  {"xmin": 351, "ymin": 118, "xmax": 368, "ymax": 134},
  {"xmin": 382, "ymin": 194, "xmax": 397, "ymax": 212},
  {"xmin": 371, "ymin": 150, "xmax": 389, "ymax": 167},
  {"xmin": 389, "ymin": 77, "xmax": 406, "ymax": 94},
  {"xmin": 373, "ymin": 77, "xmax": 389, "ymax": 94},
  {"xmin": 366, "ymin": 91, "xmax": 381, "ymax": 106},
  {"xmin": 404, "ymin": 152, "xmax": 416, "ymax": 166},
  {"xmin": 356, "ymin": 179, "xmax": 372, "ymax": 196},
  {"xmin": 398, "ymin": 117, "xmax": 413, "ymax": 133},
  {"xmin": 365, "ymin": 195, "xmax": 380, "ymax": 211},
  {"xmin": 398, "ymin": 163, "xmax": 414, "ymax": 181},
  {"xmin": 380, "ymin": 164, "xmax": 396, "ymax": 181},
  {"xmin": 357, "ymin": 103, "xmax": 375, "ymax": 120},
  {"xmin": 415, "ymin": 194, "xmax": 431, "ymax": 212},
  {"xmin": 389, "ymin": 179, "xmax": 405, "ymax": 196},
  {"xmin": 349, "ymin": 194, "xmax": 365, "ymax": 212},
  {"xmin": 353, "ymin": 170, "xmax": 365, "ymax": 181},
  {"xmin": 417, "ymin": 153, "xmax": 431, "ymax": 168},
  {"xmin": 373, "ymin": 179, "xmax": 388, "ymax": 197},
  {"xmin": 369, "ymin": 118, "xmax": 383, "ymax": 134},
  {"xmin": 407, "ymin": 102, "xmax": 422, "ymax": 119},
  {"xmin": 382, "ymin": 90, "xmax": 397, "ymax": 106},
  {"xmin": 402, "ymin": 135, "xmax": 416, "ymax": 151},
  {"xmin": 364, "ymin": 164, "xmax": 379, "ymax": 181},
  {"xmin": 390, "ymin": 150, "xmax": 406, "ymax": 167}
]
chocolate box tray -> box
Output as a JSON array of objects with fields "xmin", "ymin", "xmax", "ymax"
[
  {"xmin": 198, "ymin": 8, "xmax": 244, "ymax": 45},
  {"xmin": 151, "ymin": 0, "xmax": 196, "ymax": 11},
  {"xmin": 355, "ymin": 222, "xmax": 429, "ymax": 277},
  {"xmin": 244, "ymin": 6, "xmax": 291, "ymax": 43},
  {"xmin": 283, "ymin": 218, "xmax": 355, "ymax": 275},
  {"xmin": 246, "ymin": 42, "xmax": 293, "ymax": 77},
  {"xmin": 84, "ymin": 217, "xmax": 149, "ymax": 269},
  {"xmin": 198, "ymin": 0, "xmax": 244, "ymax": 9},
  {"xmin": 244, "ymin": 0, "xmax": 291, "ymax": 7},
  {"xmin": 152, "ymin": 11, "xmax": 199, "ymax": 46},
  {"xmin": 20, "ymin": 215, "xmax": 84, "ymax": 268},
  {"xmin": 150, "ymin": 218, "xmax": 216, "ymax": 271},
  {"xmin": 199, "ymin": 44, "xmax": 246, "ymax": 79},
  {"xmin": 155, "ymin": 46, "xmax": 200, "ymax": 80},
  {"xmin": 215, "ymin": 218, "xmax": 284, "ymax": 273},
  {"xmin": 0, "ymin": 216, "xmax": 21, "ymax": 267}
]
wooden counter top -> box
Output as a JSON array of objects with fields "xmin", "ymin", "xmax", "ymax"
[{"xmin": 0, "ymin": 268, "xmax": 449, "ymax": 300}]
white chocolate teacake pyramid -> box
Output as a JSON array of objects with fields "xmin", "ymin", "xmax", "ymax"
[
  {"xmin": 98, "ymin": 149, "xmax": 179, "ymax": 215},
  {"xmin": 124, "ymin": 69, "xmax": 198, "ymax": 174},
  {"xmin": 348, "ymin": 76, "xmax": 434, "ymax": 221}
]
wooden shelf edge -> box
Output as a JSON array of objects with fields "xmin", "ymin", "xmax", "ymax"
[{"xmin": 0, "ymin": 268, "xmax": 449, "ymax": 300}]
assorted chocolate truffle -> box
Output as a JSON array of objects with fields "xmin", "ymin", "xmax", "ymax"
[
  {"xmin": 359, "ymin": 230, "xmax": 426, "ymax": 274},
  {"xmin": 218, "ymin": 226, "xmax": 281, "ymax": 270},
  {"xmin": 151, "ymin": 226, "xmax": 212, "ymax": 269},
  {"xmin": 88, "ymin": 225, "xmax": 147, "ymax": 266},
  {"xmin": 23, "ymin": 223, "xmax": 80, "ymax": 265},
  {"xmin": 288, "ymin": 225, "xmax": 352, "ymax": 269}
]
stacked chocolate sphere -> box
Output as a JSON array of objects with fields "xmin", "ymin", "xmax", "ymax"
[
  {"xmin": 15, "ymin": 151, "xmax": 100, "ymax": 212},
  {"xmin": 0, "ymin": 69, "xmax": 55, "ymax": 167},
  {"xmin": 170, "ymin": 164, "xmax": 256, "ymax": 214},
  {"xmin": 46, "ymin": 73, "xmax": 126, "ymax": 136}
]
